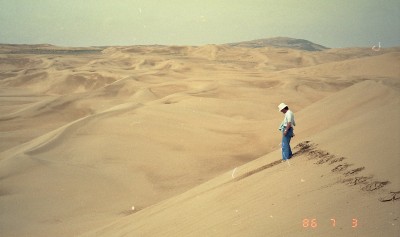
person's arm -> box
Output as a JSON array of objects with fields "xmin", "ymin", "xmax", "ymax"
[{"xmin": 283, "ymin": 122, "xmax": 291, "ymax": 135}]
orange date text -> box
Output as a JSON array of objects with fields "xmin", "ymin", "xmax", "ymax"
[{"xmin": 302, "ymin": 218, "xmax": 358, "ymax": 228}]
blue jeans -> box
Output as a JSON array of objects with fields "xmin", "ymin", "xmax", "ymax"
[{"xmin": 282, "ymin": 127, "xmax": 293, "ymax": 160}]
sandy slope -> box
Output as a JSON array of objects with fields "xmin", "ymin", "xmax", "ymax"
[
  {"xmin": 81, "ymin": 80, "xmax": 400, "ymax": 237},
  {"xmin": 0, "ymin": 44, "xmax": 399, "ymax": 237}
]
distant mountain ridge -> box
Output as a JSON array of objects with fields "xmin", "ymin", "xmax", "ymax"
[
  {"xmin": 1, "ymin": 37, "xmax": 328, "ymax": 52},
  {"xmin": 0, "ymin": 44, "xmax": 103, "ymax": 55},
  {"xmin": 226, "ymin": 37, "xmax": 329, "ymax": 51}
]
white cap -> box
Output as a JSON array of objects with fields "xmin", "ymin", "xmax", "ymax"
[{"xmin": 278, "ymin": 103, "xmax": 288, "ymax": 111}]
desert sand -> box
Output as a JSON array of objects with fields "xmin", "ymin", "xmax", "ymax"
[{"xmin": 0, "ymin": 40, "xmax": 399, "ymax": 236}]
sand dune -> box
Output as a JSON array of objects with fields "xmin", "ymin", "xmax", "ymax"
[
  {"xmin": 0, "ymin": 42, "xmax": 399, "ymax": 237},
  {"xmin": 80, "ymin": 80, "xmax": 400, "ymax": 237}
]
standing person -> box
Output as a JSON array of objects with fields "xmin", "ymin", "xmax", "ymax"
[{"xmin": 278, "ymin": 103, "xmax": 296, "ymax": 161}]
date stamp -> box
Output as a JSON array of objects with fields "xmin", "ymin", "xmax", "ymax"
[{"xmin": 302, "ymin": 218, "xmax": 358, "ymax": 228}]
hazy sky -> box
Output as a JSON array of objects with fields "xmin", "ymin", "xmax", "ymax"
[{"xmin": 0, "ymin": 0, "xmax": 399, "ymax": 48}]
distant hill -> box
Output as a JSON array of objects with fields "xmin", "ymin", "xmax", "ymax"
[
  {"xmin": 0, "ymin": 44, "xmax": 103, "ymax": 55},
  {"xmin": 226, "ymin": 37, "xmax": 329, "ymax": 51}
]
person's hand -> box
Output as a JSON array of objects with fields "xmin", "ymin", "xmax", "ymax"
[{"xmin": 283, "ymin": 130, "xmax": 287, "ymax": 136}]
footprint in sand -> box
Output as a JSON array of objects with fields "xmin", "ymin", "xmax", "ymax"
[
  {"xmin": 315, "ymin": 154, "xmax": 335, "ymax": 164},
  {"xmin": 328, "ymin": 156, "xmax": 346, "ymax": 165},
  {"xmin": 331, "ymin": 163, "xmax": 351, "ymax": 172},
  {"xmin": 342, "ymin": 176, "xmax": 372, "ymax": 186},
  {"xmin": 362, "ymin": 181, "xmax": 390, "ymax": 191},
  {"xmin": 379, "ymin": 191, "xmax": 400, "ymax": 202},
  {"xmin": 344, "ymin": 167, "xmax": 365, "ymax": 176}
]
